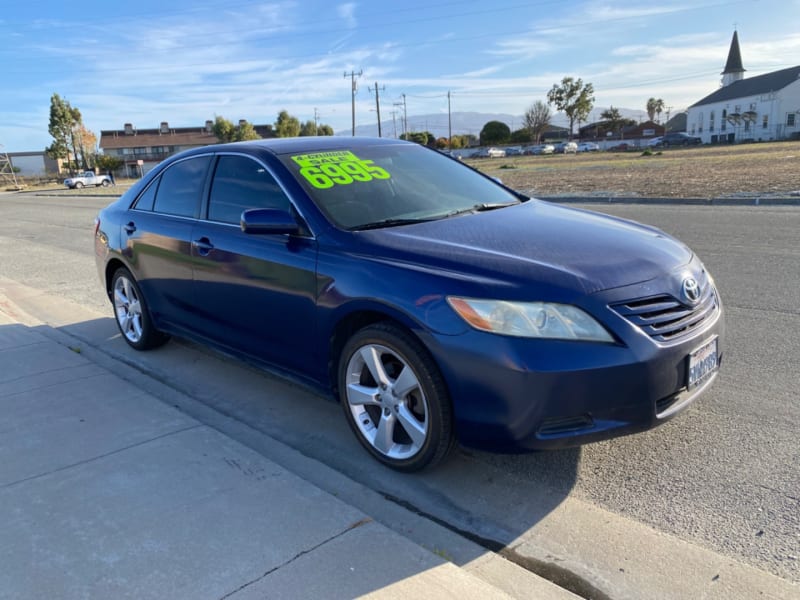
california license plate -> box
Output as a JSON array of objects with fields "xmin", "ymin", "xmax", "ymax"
[{"xmin": 687, "ymin": 337, "xmax": 719, "ymax": 389}]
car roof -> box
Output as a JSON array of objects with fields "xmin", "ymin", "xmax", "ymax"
[{"xmin": 182, "ymin": 136, "xmax": 409, "ymax": 158}]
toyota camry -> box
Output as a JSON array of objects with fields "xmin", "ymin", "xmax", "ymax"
[{"xmin": 94, "ymin": 137, "xmax": 724, "ymax": 471}]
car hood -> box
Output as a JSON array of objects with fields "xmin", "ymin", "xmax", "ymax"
[{"xmin": 357, "ymin": 200, "xmax": 692, "ymax": 296}]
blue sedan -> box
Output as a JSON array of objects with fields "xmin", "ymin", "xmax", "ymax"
[{"xmin": 94, "ymin": 137, "xmax": 724, "ymax": 471}]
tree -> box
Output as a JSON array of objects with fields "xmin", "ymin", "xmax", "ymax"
[
  {"xmin": 46, "ymin": 93, "xmax": 79, "ymax": 174},
  {"xmin": 435, "ymin": 137, "xmax": 449, "ymax": 149},
  {"xmin": 235, "ymin": 120, "xmax": 261, "ymax": 141},
  {"xmin": 523, "ymin": 100, "xmax": 552, "ymax": 143},
  {"xmin": 299, "ymin": 120, "xmax": 317, "ymax": 136},
  {"xmin": 95, "ymin": 153, "xmax": 123, "ymax": 173},
  {"xmin": 479, "ymin": 120, "xmax": 511, "ymax": 145},
  {"xmin": 600, "ymin": 106, "xmax": 636, "ymax": 138},
  {"xmin": 212, "ymin": 116, "xmax": 261, "ymax": 142},
  {"xmin": 275, "ymin": 110, "xmax": 301, "ymax": 137},
  {"xmin": 212, "ymin": 116, "xmax": 237, "ymax": 142},
  {"xmin": 74, "ymin": 123, "xmax": 97, "ymax": 170},
  {"xmin": 547, "ymin": 77, "xmax": 595, "ymax": 138},
  {"xmin": 510, "ymin": 129, "xmax": 532, "ymax": 143},
  {"xmin": 317, "ymin": 124, "xmax": 334, "ymax": 136},
  {"xmin": 401, "ymin": 131, "xmax": 430, "ymax": 145},
  {"xmin": 646, "ymin": 97, "xmax": 665, "ymax": 123}
]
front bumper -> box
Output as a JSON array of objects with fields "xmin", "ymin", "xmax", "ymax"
[{"xmin": 423, "ymin": 286, "xmax": 725, "ymax": 452}]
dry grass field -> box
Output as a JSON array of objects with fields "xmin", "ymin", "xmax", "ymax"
[{"xmin": 466, "ymin": 140, "xmax": 800, "ymax": 199}]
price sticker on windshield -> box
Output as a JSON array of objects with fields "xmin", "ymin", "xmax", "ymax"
[{"xmin": 291, "ymin": 151, "xmax": 391, "ymax": 189}]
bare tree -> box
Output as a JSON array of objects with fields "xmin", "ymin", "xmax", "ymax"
[{"xmin": 524, "ymin": 100, "xmax": 552, "ymax": 143}]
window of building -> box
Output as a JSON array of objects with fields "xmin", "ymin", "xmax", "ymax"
[
  {"xmin": 788, "ymin": 113, "xmax": 796, "ymax": 127},
  {"xmin": 744, "ymin": 120, "xmax": 750, "ymax": 132},
  {"xmin": 152, "ymin": 156, "xmax": 212, "ymax": 218},
  {"xmin": 762, "ymin": 115, "xmax": 769, "ymax": 129}
]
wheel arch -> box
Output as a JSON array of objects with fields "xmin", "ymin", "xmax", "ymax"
[
  {"xmin": 327, "ymin": 307, "xmax": 433, "ymax": 402},
  {"xmin": 104, "ymin": 258, "xmax": 129, "ymax": 301}
]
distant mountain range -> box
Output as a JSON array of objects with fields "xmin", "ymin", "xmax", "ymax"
[{"xmin": 339, "ymin": 108, "xmax": 673, "ymax": 138}]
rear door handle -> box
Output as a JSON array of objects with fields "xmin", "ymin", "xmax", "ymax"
[
  {"xmin": 124, "ymin": 221, "xmax": 136, "ymax": 234},
  {"xmin": 192, "ymin": 237, "xmax": 215, "ymax": 255}
]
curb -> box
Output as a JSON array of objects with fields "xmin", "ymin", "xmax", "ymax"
[{"xmin": 536, "ymin": 195, "xmax": 800, "ymax": 206}]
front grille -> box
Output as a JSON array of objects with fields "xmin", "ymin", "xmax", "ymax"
[{"xmin": 611, "ymin": 286, "xmax": 719, "ymax": 342}]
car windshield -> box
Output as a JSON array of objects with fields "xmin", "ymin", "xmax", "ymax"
[{"xmin": 279, "ymin": 143, "xmax": 522, "ymax": 230}]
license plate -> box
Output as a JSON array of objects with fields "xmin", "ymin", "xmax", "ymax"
[{"xmin": 687, "ymin": 337, "xmax": 719, "ymax": 389}]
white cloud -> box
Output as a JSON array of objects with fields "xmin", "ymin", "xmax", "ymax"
[{"xmin": 338, "ymin": 3, "xmax": 357, "ymax": 28}]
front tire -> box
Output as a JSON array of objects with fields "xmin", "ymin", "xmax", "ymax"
[
  {"xmin": 338, "ymin": 323, "xmax": 454, "ymax": 471},
  {"xmin": 111, "ymin": 268, "xmax": 169, "ymax": 350},
  {"xmin": 75, "ymin": 182, "xmax": 84, "ymax": 189}
]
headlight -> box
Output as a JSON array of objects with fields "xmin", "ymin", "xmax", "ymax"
[{"xmin": 447, "ymin": 297, "xmax": 614, "ymax": 342}]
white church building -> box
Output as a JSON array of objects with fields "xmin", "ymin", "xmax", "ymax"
[{"xmin": 686, "ymin": 31, "xmax": 800, "ymax": 143}]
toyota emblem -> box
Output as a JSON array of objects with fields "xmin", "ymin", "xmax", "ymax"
[{"xmin": 682, "ymin": 277, "xmax": 701, "ymax": 304}]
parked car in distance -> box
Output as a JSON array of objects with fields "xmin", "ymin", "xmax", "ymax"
[
  {"xmin": 646, "ymin": 137, "xmax": 663, "ymax": 147},
  {"xmin": 64, "ymin": 170, "xmax": 112, "ymax": 189},
  {"xmin": 608, "ymin": 142, "xmax": 633, "ymax": 152},
  {"xmin": 555, "ymin": 141, "xmax": 578, "ymax": 154},
  {"xmin": 505, "ymin": 146, "xmax": 522, "ymax": 156},
  {"xmin": 658, "ymin": 132, "xmax": 702, "ymax": 147},
  {"xmin": 526, "ymin": 144, "xmax": 555, "ymax": 155},
  {"xmin": 94, "ymin": 137, "xmax": 724, "ymax": 471},
  {"xmin": 474, "ymin": 147, "xmax": 506, "ymax": 158},
  {"xmin": 577, "ymin": 142, "xmax": 600, "ymax": 152}
]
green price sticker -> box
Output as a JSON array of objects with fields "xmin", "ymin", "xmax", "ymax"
[{"xmin": 292, "ymin": 151, "xmax": 390, "ymax": 189}]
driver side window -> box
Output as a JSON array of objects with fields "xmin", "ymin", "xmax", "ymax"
[{"xmin": 208, "ymin": 155, "xmax": 291, "ymax": 225}]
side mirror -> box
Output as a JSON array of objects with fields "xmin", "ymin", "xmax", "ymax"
[{"xmin": 241, "ymin": 208, "xmax": 300, "ymax": 235}]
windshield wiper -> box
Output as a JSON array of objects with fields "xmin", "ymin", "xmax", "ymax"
[
  {"xmin": 473, "ymin": 202, "xmax": 519, "ymax": 211},
  {"xmin": 351, "ymin": 218, "xmax": 435, "ymax": 231},
  {"xmin": 444, "ymin": 202, "xmax": 519, "ymax": 219}
]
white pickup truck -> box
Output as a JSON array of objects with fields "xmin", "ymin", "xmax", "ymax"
[{"xmin": 64, "ymin": 171, "xmax": 112, "ymax": 189}]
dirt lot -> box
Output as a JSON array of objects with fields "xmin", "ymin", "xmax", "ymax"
[{"xmin": 466, "ymin": 141, "xmax": 800, "ymax": 199}]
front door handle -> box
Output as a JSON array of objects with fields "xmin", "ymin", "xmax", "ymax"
[{"xmin": 192, "ymin": 237, "xmax": 215, "ymax": 256}]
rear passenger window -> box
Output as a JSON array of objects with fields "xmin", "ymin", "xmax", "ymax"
[
  {"xmin": 153, "ymin": 156, "xmax": 211, "ymax": 218},
  {"xmin": 208, "ymin": 155, "xmax": 291, "ymax": 225},
  {"xmin": 133, "ymin": 178, "xmax": 159, "ymax": 211}
]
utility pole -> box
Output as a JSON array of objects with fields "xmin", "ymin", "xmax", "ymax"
[
  {"xmin": 393, "ymin": 94, "xmax": 407, "ymax": 137},
  {"xmin": 344, "ymin": 69, "xmax": 363, "ymax": 136},
  {"xmin": 0, "ymin": 144, "xmax": 20, "ymax": 189},
  {"xmin": 368, "ymin": 82, "xmax": 385, "ymax": 137},
  {"xmin": 447, "ymin": 91, "xmax": 452, "ymax": 148},
  {"xmin": 313, "ymin": 108, "xmax": 319, "ymax": 135}
]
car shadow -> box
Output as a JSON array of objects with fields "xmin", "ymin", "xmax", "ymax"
[{"xmin": 43, "ymin": 314, "xmax": 584, "ymax": 595}]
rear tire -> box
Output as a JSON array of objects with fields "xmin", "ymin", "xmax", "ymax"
[
  {"xmin": 101, "ymin": 180, "xmax": 110, "ymax": 187},
  {"xmin": 338, "ymin": 323, "xmax": 455, "ymax": 471},
  {"xmin": 111, "ymin": 268, "xmax": 169, "ymax": 350}
]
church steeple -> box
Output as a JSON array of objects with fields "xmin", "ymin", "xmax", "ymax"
[{"xmin": 721, "ymin": 30, "xmax": 745, "ymax": 87}]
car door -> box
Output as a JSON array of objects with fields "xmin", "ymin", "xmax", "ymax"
[
  {"xmin": 122, "ymin": 154, "xmax": 211, "ymax": 329},
  {"xmin": 190, "ymin": 153, "xmax": 319, "ymax": 375}
]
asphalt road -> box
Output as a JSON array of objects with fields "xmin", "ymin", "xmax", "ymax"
[{"xmin": 1, "ymin": 191, "xmax": 797, "ymax": 591}]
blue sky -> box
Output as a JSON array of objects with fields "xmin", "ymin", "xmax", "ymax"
[{"xmin": 2, "ymin": 0, "xmax": 799, "ymax": 152}]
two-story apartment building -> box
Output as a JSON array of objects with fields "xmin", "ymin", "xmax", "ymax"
[
  {"xmin": 99, "ymin": 120, "xmax": 274, "ymax": 176},
  {"xmin": 686, "ymin": 31, "xmax": 800, "ymax": 144}
]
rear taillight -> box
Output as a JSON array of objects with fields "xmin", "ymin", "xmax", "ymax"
[{"xmin": 94, "ymin": 217, "xmax": 100, "ymax": 236}]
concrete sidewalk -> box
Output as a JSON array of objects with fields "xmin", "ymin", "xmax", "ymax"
[{"xmin": 0, "ymin": 307, "xmax": 574, "ymax": 599}]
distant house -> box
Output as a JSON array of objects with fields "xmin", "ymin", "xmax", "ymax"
[
  {"xmin": 686, "ymin": 31, "xmax": 800, "ymax": 143},
  {"xmin": 99, "ymin": 120, "xmax": 274, "ymax": 177},
  {"xmin": 6, "ymin": 151, "xmax": 60, "ymax": 177}
]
